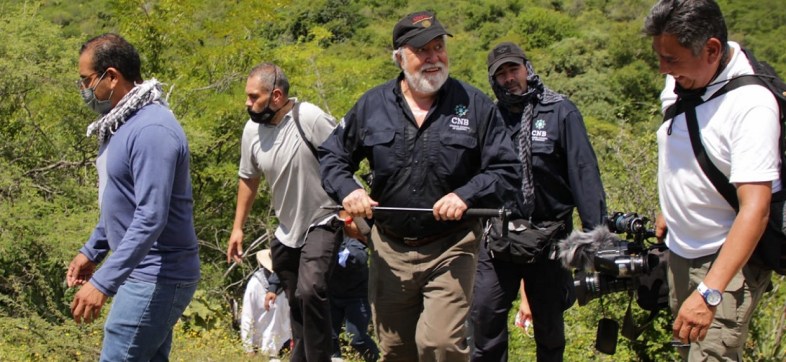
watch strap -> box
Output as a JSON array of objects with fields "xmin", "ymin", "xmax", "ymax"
[
  {"xmin": 697, "ymin": 281, "xmax": 710, "ymax": 295},
  {"xmin": 697, "ymin": 281, "xmax": 722, "ymax": 306}
]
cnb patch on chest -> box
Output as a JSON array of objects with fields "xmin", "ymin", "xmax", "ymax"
[{"xmin": 532, "ymin": 118, "xmax": 548, "ymax": 142}]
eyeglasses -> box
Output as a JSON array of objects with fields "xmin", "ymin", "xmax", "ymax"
[{"xmin": 75, "ymin": 70, "xmax": 106, "ymax": 90}]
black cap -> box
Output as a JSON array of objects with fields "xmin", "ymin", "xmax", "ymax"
[
  {"xmin": 392, "ymin": 11, "xmax": 452, "ymax": 49},
  {"xmin": 487, "ymin": 42, "xmax": 527, "ymax": 77}
]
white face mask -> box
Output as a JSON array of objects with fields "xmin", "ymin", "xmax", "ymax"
[{"xmin": 80, "ymin": 71, "xmax": 113, "ymax": 114}]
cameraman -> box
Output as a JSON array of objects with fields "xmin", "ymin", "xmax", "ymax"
[
  {"xmin": 645, "ymin": 0, "xmax": 776, "ymax": 360},
  {"xmin": 470, "ymin": 42, "xmax": 607, "ymax": 362}
]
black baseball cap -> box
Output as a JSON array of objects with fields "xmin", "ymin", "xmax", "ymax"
[
  {"xmin": 487, "ymin": 42, "xmax": 527, "ymax": 77},
  {"xmin": 392, "ymin": 11, "xmax": 452, "ymax": 49}
]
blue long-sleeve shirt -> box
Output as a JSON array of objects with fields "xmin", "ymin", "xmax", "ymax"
[
  {"xmin": 80, "ymin": 103, "xmax": 200, "ymax": 296},
  {"xmin": 319, "ymin": 74, "xmax": 520, "ymax": 237}
]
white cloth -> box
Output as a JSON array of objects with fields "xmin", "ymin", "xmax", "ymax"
[
  {"xmin": 86, "ymin": 79, "xmax": 167, "ymax": 143},
  {"xmin": 658, "ymin": 41, "xmax": 781, "ymax": 259},
  {"xmin": 238, "ymin": 100, "xmax": 337, "ymax": 247},
  {"xmin": 240, "ymin": 270, "xmax": 292, "ymax": 355}
]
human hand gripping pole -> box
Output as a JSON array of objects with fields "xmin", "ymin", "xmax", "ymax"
[
  {"xmin": 322, "ymin": 205, "xmax": 509, "ymax": 224},
  {"xmin": 334, "ymin": 188, "xmax": 510, "ymax": 236}
]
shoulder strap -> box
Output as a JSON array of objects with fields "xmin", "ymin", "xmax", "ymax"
[
  {"xmin": 663, "ymin": 75, "xmax": 763, "ymax": 122},
  {"xmin": 291, "ymin": 102, "xmax": 319, "ymax": 159},
  {"xmin": 684, "ymin": 105, "xmax": 740, "ymax": 210},
  {"xmin": 683, "ymin": 74, "xmax": 778, "ymax": 211}
]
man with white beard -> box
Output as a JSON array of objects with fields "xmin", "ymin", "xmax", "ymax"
[{"xmin": 319, "ymin": 11, "xmax": 519, "ymax": 362}]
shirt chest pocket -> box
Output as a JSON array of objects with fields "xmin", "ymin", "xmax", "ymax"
[
  {"xmin": 363, "ymin": 129, "xmax": 398, "ymax": 173},
  {"xmin": 531, "ymin": 140, "xmax": 554, "ymax": 155},
  {"xmin": 440, "ymin": 132, "xmax": 478, "ymax": 149},
  {"xmin": 531, "ymin": 139, "xmax": 559, "ymax": 170},
  {"xmin": 437, "ymin": 132, "xmax": 478, "ymax": 176}
]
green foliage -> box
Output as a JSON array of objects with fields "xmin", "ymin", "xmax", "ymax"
[
  {"xmin": 0, "ymin": 164, "xmax": 97, "ymax": 322},
  {"xmin": 0, "ymin": 1, "xmax": 99, "ymax": 326},
  {"xmin": 0, "ymin": 314, "xmax": 103, "ymax": 361},
  {"xmin": 0, "ymin": 2, "xmax": 86, "ymax": 168},
  {"xmin": 170, "ymin": 324, "xmax": 278, "ymax": 362},
  {"xmin": 458, "ymin": 0, "xmax": 523, "ymax": 48},
  {"xmin": 607, "ymin": 21, "xmax": 656, "ymax": 69},
  {"xmin": 746, "ymin": 275, "xmax": 786, "ymax": 362},
  {"xmin": 720, "ymin": 0, "xmax": 786, "ymax": 76},
  {"xmin": 181, "ymin": 289, "xmax": 227, "ymax": 333},
  {"xmin": 547, "ymin": 32, "xmax": 609, "ymax": 78},
  {"xmin": 591, "ymin": 118, "xmax": 660, "ymax": 214},
  {"xmin": 284, "ymin": 0, "xmax": 367, "ymax": 46},
  {"xmin": 608, "ymin": 60, "xmax": 662, "ymax": 123},
  {"xmin": 516, "ymin": 6, "xmax": 578, "ymax": 49},
  {"xmin": 334, "ymin": 324, "xmax": 372, "ymax": 362}
]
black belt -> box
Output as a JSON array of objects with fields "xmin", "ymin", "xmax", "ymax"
[{"xmin": 379, "ymin": 222, "xmax": 473, "ymax": 247}]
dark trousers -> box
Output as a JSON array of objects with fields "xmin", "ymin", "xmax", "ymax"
[
  {"xmin": 271, "ymin": 223, "xmax": 343, "ymax": 362},
  {"xmin": 471, "ymin": 240, "xmax": 575, "ymax": 362},
  {"xmin": 330, "ymin": 296, "xmax": 380, "ymax": 362}
]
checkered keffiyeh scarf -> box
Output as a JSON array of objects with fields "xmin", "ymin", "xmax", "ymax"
[
  {"xmin": 86, "ymin": 79, "xmax": 168, "ymax": 143},
  {"xmin": 491, "ymin": 61, "xmax": 563, "ymax": 218}
]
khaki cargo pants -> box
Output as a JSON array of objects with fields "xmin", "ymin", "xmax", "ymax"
[
  {"xmin": 368, "ymin": 224, "xmax": 481, "ymax": 362},
  {"xmin": 668, "ymin": 252, "xmax": 772, "ymax": 361}
]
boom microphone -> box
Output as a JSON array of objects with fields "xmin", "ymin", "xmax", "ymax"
[{"xmin": 558, "ymin": 226, "xmax": 622, "ymax": 272}]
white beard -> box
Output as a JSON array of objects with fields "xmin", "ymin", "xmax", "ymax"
[{"xmin": 402, "ymin": 59, "xmax": 449, "ymax": 95}]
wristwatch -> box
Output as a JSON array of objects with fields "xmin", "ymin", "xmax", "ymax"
[{"xmin": 697, "ymin": 282, "xmax": 723, "ymax": 307}]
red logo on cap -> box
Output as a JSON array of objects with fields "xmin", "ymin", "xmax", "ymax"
[{"xmin": 412, "ymin": 14, "xmax": 433, "ymax": 27}]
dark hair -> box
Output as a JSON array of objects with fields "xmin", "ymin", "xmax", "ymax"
[
  {"xmin": 79, "ymin": 33, "xmax": 142, "ymax": 83},
  {"xmin": 249, "ymin": 63, "xmax": 290, "ymax": 97},
  {"xmin": 643, "ymin": 0, "xmax": 728, "ymax": 56}
]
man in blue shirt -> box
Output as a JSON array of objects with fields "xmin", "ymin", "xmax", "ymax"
[{"xmin": 66, "ymin": 33, "xmax": 200, "ymax": 361}]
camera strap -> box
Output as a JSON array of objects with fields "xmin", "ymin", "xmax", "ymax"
[
  {"xmin": 621, "ymin": 294, "xmax": 635, "ymax": 338},
  {"xmin": 621, "ymin": 292, "xmax": 661, "ymax": 341}
]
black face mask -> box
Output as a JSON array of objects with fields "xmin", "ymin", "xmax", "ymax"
[
  {"xmin": 247, "ymin": 101, "xmax": 276, "ymax": 124},
  {"xmin": 248, "ymin": 70, "xmax": 280, "ymax": 124}
]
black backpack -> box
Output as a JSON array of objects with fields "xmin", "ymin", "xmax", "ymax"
[
  {"xmin": 737, "ymin": 49, "xmax": 786, "ymax": 187},
  {"xmin": 664, "ymin": 48, "xmax": 786, "ymax": 275}
]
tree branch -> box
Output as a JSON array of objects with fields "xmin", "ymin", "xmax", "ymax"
[{"xmin": 24, "ymin": 160, "xmax": 92, "ymax": 176}]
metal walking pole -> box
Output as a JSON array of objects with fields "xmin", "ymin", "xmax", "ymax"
[{"xmin": 322, "ymin": 205, "xmax": 509, "ymax": 219}]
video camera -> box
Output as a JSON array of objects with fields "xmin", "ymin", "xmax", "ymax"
[
  {"xmin": 559, "ymin": 212, "xmax": 663, "ymax": 306},
  {"xmin": 558, "ymin": 211, "xmax": 669, "ymax": 354}
]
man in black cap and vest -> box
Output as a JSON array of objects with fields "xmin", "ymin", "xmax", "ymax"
[
  {"xmin": 319, "ymin": 11, "xmax": 519, "ymax": 362},
  {"xmin": 471, "ymin": 42, "xmax": 606, "ymax": 362}
]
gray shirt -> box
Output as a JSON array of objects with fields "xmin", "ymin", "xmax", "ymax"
[{"xmin": 239, "ymin": 100, "xmax": 336, "ymax": 247}]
